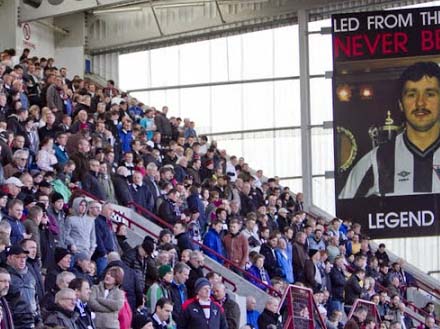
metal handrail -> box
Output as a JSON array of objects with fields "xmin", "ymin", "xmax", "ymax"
[
  {"xmin": 71, "ymin": 188, "xmax": 239, "ymax": 294},
  {"xmin": 128, "ymin": 201, "xmax": 282, "ymax": 297}
]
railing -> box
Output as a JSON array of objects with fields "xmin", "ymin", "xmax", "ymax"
[
  {"xmin": 128, "ymin": 201, "xmax": 282, "ymax": 297},
  {"xmin": 347, "ymin": 299, "xmax": 381, "ymax": 324},
  {"xmin": 72, "ymin": 188, "xmax": 240, "ymax": 293}
]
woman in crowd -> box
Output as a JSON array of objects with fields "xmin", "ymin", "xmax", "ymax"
[{"xmin": 89, "ymin": 266, "xmax": 125, "ymax": 329}]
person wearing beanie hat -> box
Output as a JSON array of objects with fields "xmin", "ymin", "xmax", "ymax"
[
  {"xmin": 122, "ymin": 236, "xmax": 158, "ymax": 296},
  {"xmin": 146, "ymin": 264, "xmax": 173, "ymax": 312},
  {"xmin": 45, "ymin": 247, "xmax": 72, "ymax": 292},
  {"xmin": 180, "ymin": 277, "xmax": 227, "ymax": 329}
]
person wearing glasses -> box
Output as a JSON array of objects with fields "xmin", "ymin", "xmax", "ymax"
[
  {"xmin": 44, "ymin": 288, "xmax": 79, "ymax": 329},
  {"xmin": 3, "ymin": 149, "xmax": 29, "ymax": 179}
]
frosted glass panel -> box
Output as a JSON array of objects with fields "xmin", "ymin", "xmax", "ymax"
[
  {"xmin": 312, "ymin": 177, "xmax": 335, "ymax": 215},
  {"xmin": 274, "ymin": 80, "xmax": 301, "ymax": 127},
  {"xmin": 210, "ymin": 38, "xmax": 229, "ymax": 82},
  {"xmin": 211, "ymin": 85, "xmax": 242, "ymax": 133},
  {"xmin": 150, "ymin": 46, "xmax": 179, "ymax": 87},
  {"xmin": 310, "ymin": 78, "xmax": 333, "ymax": 125},
  {"xmin": 311, "ymin": 127, "xmax": 334, "ymax": 175},
  {"xmin": 242, "ymin": 82, "xmax": 274, "ymax": 130},
  {"xmin": 119, "ymin": 51, "xmax": 148, "ymax": 90},
  {"xmin": 179, "ymin": 40, "xmax": 210, "ymax": 84},
  {"xmin": 280, "ymin": 179, "xmax": 303, "ymax": 195},
  {"xmin": 274, "ymin": 25, "xmax": 299, "ymax": 77},
  {"xmin": 242, "ymin": 29, "xmax": 273, "ymax": 79},
  {"xmin": 180, "ymin": 87, "xmax": 211, "ymax": 132},
  {"xmin": 309, "ymin": 33, "xmax": 332, "ymax": 75}
]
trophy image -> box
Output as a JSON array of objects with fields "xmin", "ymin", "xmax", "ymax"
[{"xmin": 368, "ymin": 111, "xmax": 402, "ymax": 149}]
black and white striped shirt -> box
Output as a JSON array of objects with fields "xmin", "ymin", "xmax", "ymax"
[{"xmin": 339, "ymin": 132, "xmax": 440, "ymax": 198}]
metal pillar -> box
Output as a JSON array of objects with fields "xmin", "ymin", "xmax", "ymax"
[{"xmin": 298, "ymin": 9, "xmax": 313, "ymax": 209}]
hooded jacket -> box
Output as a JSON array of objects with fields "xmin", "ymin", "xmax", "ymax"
[{"xmin": 64, "ymin": 197, "xmax": 96, "ymax": 255}]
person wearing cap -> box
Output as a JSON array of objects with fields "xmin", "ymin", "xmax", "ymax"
[
  {"xmin": 122, "ymin": 235, "xmax": 158, "ymax": 294},
  {"xmin": 71, "ymin": 252, "xmax": 93, "ymax": 286},
  {"xmin": 180, "ymin": 277, "xmax": 227, "ymax": 329},
  {"xmin": 146, "ymin": 264, "xmax": 173, "ymax": 312},
  {"xmin": 5, "ymin": 244, "xmax": 39, "ymax": 329},
  {"xmin": 3, "ymin": 176, "xmax": 24, "ymax": 199},
  {"xmin": 65, "ymin": 197, "xmax": 96, "ymax": 256},
  {"xmin": 45, "ymin": 247, "xmax": 73, "ymax": 292},
  {"xmin": 4, "ymin": 198, "xmax": 30, "ymax": 245}
]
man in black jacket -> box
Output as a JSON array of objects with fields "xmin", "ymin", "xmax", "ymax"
[
  {"xmin": 0, "ymin": 268, "xmax": 14, "ymax": 329},
  {"xmin": 130, "ymin": 171, "xmax": 155, "ymax": 212},
  {"xmin": 112, "ymin": 166, "xmax": 133, "ymax": 206},
  {"xmin": 344, "ymin": 269, "xmax": 365, "ymax": 310},
  {"xmin": 257, "ymin": 297, "xmax": 282, "ymax": 329},
  {"xmin": 212, "ymin": 282, "xmax": 240, "ymax": 329},
  {"xmin": 329, "ymin": 256, "xmax": 346, "ymax": 314},
  {"xmin": 122, "ymin": 236, "xmax": 158, "ymax": 293},
  {"xmin": 173, "ymin": 221, "xmax": 193, "ymax": 252},
  {"xmin": 185, "ymin": 251, "xmax": 204, "ymax": 298},
  {"xmin": 158, "ymin": 189, "xmax": 183, "ymax": 226},
  {"xmin": 151, "ymin": 297, "xmax": 173, "ymax": 329},
  {"xmin": 260, "ymin": 234, "xmax": 283, "ymax": 279},
  {"xmin": 5, "ymin": 245, "xmax": 38, "ymax": 329}
]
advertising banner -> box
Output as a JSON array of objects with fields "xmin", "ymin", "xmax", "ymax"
[{"xmin": 332, "ymin": 6, "xmax": 440, "ymax": 238}]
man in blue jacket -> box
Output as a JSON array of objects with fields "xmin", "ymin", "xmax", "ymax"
[
  {"xmin": 202, "ymin": 219, "xmax": 225, "ymax": 264},
  {"xmin": 92, "ymin": 202, "xmax": 116, "ymax": 275}
]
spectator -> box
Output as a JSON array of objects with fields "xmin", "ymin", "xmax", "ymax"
[
  {"xmin": 44, "ymin": 288, "xmax": 79, "ymax": 329},
  {"xmin": 203, "ymin": 219, "xmax": 226, "ymax": 264},
  {"xmin": 212, "ymin": 282, "xmax": 240, "ymax": 329},
  {"xmin": 82, "ymin": 159, "xmax": 105, "ymax": 200},
  {"xmin": 344, "ymin": 306, "xmax": 368, "ymax": 329},
  {"xmin": 158, "ymin": 189, "xmax": 183, "ymax": 226},
  {"xmin": 71, "ymin": 252, "xmax": 93, "ymax": 286},
  {"xmin": 223, "ymin": 218, "xmax": 249, "ymax": 271},
  {"xmin": 292, "ymin": 231, "xmax": 309, "ymax": 282},
  {"xmin": 45, "ymin": 247, "xmax": 72, "ymax": 292},
  {"xmin": 257, "ymin": 297, "xmax": 282, "ymax": 329},
  {"xmin": 375, "ymin": 243, "xmax": 390, "ymax": 266},
  {"xmin": 169, "ymin": 262, "xmax": 190, "ymax": 324},
  {"xmin": 68, "ymin": 278, "xmax": 95, "ymax": 329},
  {"xmin": 246, "ymin": 296, "xmax": 260, "ymax": 329},
  {"xmin": 89, "ymin": 266, "xmax": 125, "ymax": 329},
  {"xmin": 146, "ymin": 264, "xmax": 173, "ymax": 311},
  {"xmin": 344, "ymin": 269, "xmax": 366, "ymax": 311},
  {"xmin": 5, "ymin": 245, "xmax": 38, "ymax": 329},
  {"xmin": 130, "ymin": 171, "xmax": 154, "ymax": 212},
  {"xmin": 246, "ymin": 254, "xmax": 272, "ymax": 291},
  {"xmin": 180, "ymin": 278, "xmax": 227, "ymax": 329},
  {"xmin": 0, "ymin": 268, "xmax": 13, "ymax": 329},
  {"xmin": 173, "ymin": 221, "xmax": 193, "ymax": 252},
  {"xmin": 65, "ymin": 197, "xmax": 96, "ymax": 256},
  {"xmin": 4, "ymin": 198, "xmax": 28, "ymax": 245},
  {"xmin": 122, "ymin": 235, "xmax": 157, "ymax": 293},
  {"xmin": 302, "ymin": 249, "xmax": 322, "ymax": 292},
  {"xmin": 329, "ymin": 256, "xmax": 347, "ymax": 314},
  {"xmin": 275, "ymin": 237, "xmax": 294, "ymax": 284},
  {"xmin": 93, "ymin": 202, "xmax": 116, "ymax": 275},
  {"xmin": 186, "ymin": 250, "xmax": 205, "ymax": 298},
  {"xmin": 259, "ymin": 233, "xmax": 282, "ymax": 279},
  {"xmin": 21, "ymin": 238, "xmax": 45, "ymax": 303},
  {"xmin": 151, "ymin": 297, "xmax": 174, "ymax": 329}
]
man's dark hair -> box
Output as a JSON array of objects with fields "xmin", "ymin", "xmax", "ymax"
[
  {"xmin": 69, "ymin": 278, "xmax": 87, "ymax": 291},
  {"xmin": 155, "ymin": 297, "xmax": 173, "ymax": 310},
  {"xmin": 398, "ymin": 61, "xmax": 440, "ymax": 99}
]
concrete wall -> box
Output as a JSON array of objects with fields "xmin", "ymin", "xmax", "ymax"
[
  {"xmin": 16, "ymin": 19, "xmax": 55, "ymax": 58},
  {"xmin": 0, "ymin": 1, "xmax": 17, "ymax": 51}
]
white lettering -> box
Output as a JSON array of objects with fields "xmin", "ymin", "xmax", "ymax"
[
  {"xmin": 368, "ymin": 210, "xmax": 435, "ymax": 229},
  {"xmin": 420, "ymin": 11, "xmax": 440, "ymax": 26},
  {"xmin": 367, "ymin": 13, "xmax": 413, "ymax": 30},
  {"xmin": 334, "ymin": 17, "xmax": 359, "ymax": 32}
]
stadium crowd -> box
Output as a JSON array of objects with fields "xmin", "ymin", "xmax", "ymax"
[{"xmin": 0, "ymin": 47, "xmax": 436, "ymax": 329}]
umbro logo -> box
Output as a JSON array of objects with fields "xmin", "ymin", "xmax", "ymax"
[{"xmin": 397, "ymin": 171, "xmax": 411, "ymax": 178}]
